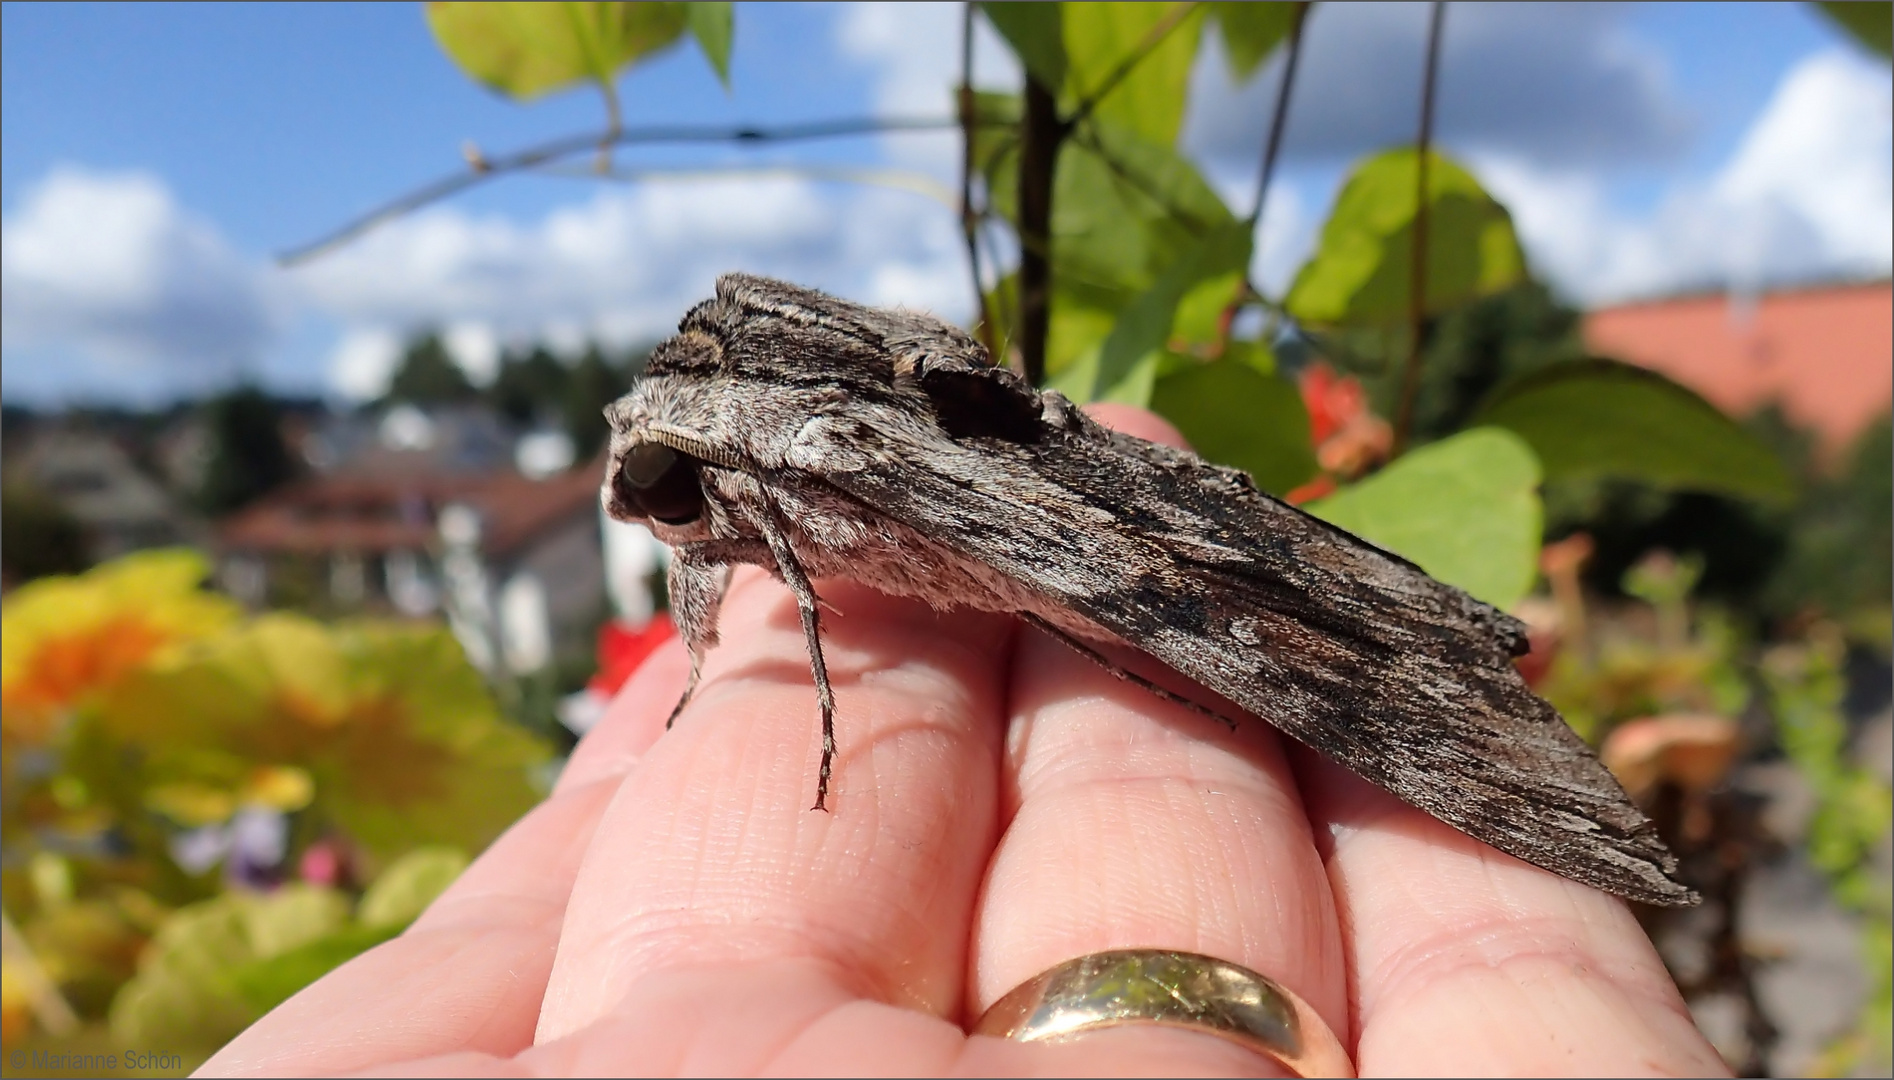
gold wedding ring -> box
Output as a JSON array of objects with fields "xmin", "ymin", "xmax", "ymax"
[{"xmin": 973, "ymin": 949, "xmax": 1354, "ymax": 1078}]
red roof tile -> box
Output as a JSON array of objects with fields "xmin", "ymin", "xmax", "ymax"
[
  {"xmin": 220, "ymin": 461, "xmax": 604, "ymax": 559},
  {"xmin": 1583, "ymin": 282, "xmax": 1892, "ymax": 455}
]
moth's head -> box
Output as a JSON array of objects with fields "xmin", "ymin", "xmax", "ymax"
[{"xmin": 600, "ymin": 328, "xmax": 743, "ymax": 539}]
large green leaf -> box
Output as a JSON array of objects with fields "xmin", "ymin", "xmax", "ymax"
[
  {"xmin": 1208, "ymin": 1, "xmax": 1298, "ymax": 80},
  {"xmin": 980, "ymin": 1, "xmax": 1067, "ymax": 89},
  {"xmin": 1063, "ymin": 2, "xmax": 1204, "ymax": 146},
  {"xmin": 1151, "ymin": 356, "xmax": 1317, "ymax": 495},
  {"xmin": 1816, "ymin": 1, "xmax": 1891, "ymax": 58},
  {"xmin": 981, "ymin": 2, "xmax": 1203, "ymax": 145},
  {"xmin": 1287, "ymin": 148, "xmax": 1526, "ymax": 327},
  {"xmin": 1474, "ymin": 359, "xmax": 1795, "ymax": 502},
  {"xmin": 426, "ymin": 2, "xmax": 721, "ymax": 100},
  {"xmin": 99, "ymin": 617, "xmax": 548, "ymax": 864},
  {"xmin": 1307, "ymin": 428, "xmax": 1542, "ymax": 609},
  {"xmin": 1094, "ymin": 222, "xmax": 1253, "ymax": 396}
]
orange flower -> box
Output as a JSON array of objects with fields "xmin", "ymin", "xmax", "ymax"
[{"xmin": 2, "ymin": 551, "xmax": 238, "ymax": 744}]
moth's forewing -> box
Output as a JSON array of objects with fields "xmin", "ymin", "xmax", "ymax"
[{"xmin": 805, "ymin": 362, "xmax": 1694, "ymax": 907}]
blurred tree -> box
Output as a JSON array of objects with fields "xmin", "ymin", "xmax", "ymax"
[
  {"xmin": 197, "ymin": 387, "xmax": 299, "ymax": 516},
  {"xmin": 0, "ymin": 481, "xmax": 92, "ymax": 584},
  {"xmin": 563, "ymin": 346, "xmax": 638, "ymax": 458},
  {"xmin": 487, "ymin": 346, "xmax": 568, "ymax": 427},
  {"xmin": 383, "ymin": 333, "xmax": 477, "ymax": 405}
]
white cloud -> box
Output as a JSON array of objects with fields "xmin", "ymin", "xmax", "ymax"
[
  {"xmin": 1, "ymin": 167, "xmax": 279, "ymax": 393},
  {"xmin": 1187, "ymin": 2, "xmax": 1690, "ymax": 172},
  {"xmin": 1475, "ymin": 49, "xmax": 1892, "ymax": 304},
  {"xmin": 834, "ymin": 2, "xmax": 1021, "ymax": 175},
  {"xmin": 294, "ymin": 175, "xmax": 974, "ymax": 394}
]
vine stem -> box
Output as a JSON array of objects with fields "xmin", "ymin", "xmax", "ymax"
[
  {"xmin": 1219, "ymin": 1, "xmax": 1311, "ymax": 353},
  {"xmin": 1391, "ymin": 0, "xmax": 1446, "ymax": 455},
  {"xmin": 278, "ymin": 115, "xmax": 967, "ymax": 265}
]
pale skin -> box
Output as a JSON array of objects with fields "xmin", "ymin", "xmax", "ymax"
[{"xmin": 199, "ymin": 407, "xmax": 1728, "ymax": 1078}]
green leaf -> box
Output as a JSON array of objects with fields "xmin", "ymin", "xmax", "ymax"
[
  {"xmin": 1475, "ymin": 359, "xmax": 1795, "ymax": 502},
  {"xmin": 425, "ymin": 2, "xmax": 693, "ymax": 100},
  {"xmin": 1151, "ymin": 356, "xmax": 1317, "ymax": 495},
  {"xmin": 228, "ymin": 922, "xmax": 402, "ymax": 1015},
  {"xmin": 684, "ymin": 2, "xmax": 734, "ymax": 85},
  {"xmin": 1817, "ymin": 1, "xmax": 1892, "ymax": 58},
  {"xmin": 980, "ymin": 1, "xmax": 1068, "ymax": 89},
  {"xmin": 1287, "ymin": 148, "xmax": 1526, "ymax": 327},
  {"xmin": 1308, "ymin": 428, "xmax": 1542, "ymax": 609},
  {"xmin": 358, "ymin": 846, "xmax": 470, "ymax": 929},
  {"xmin": 100, "ymin": 617, "xmax": 549, "ymax": 864},
  {"xmin": 1208, "ymin": 1, "xmax": 1298, "ymax": 80},
  {"xmin": 1095, "ymin": 222, "xmax": 1253, "ymax": 396},
  {"xmin": 109, "ymin": 885, "xmax": 351, "ymax": 1050},
  {"xmin": 1062, "ymin": 2, "xmax": 1204, "ymax": 146}
]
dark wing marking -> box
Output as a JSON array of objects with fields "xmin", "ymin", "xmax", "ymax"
[{"xmin": 808, "ymin": 388, "xmax": 1692, "ymax": 907}]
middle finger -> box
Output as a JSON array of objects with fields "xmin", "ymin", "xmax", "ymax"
[{"xmin": 970, "ymin": 627, "xmax": 1350, "ymax": 1041}]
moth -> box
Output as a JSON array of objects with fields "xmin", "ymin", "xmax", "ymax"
[{"xmin": 602, "ymin": 273, "xmax": 1695, "ymax": 908}]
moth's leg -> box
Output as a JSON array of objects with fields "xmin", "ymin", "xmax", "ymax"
[
  {"xmin": 1021, "ymin": 613, "xmax": 1239, "ymax": 732},
  {"xmin": 752, "ymin": 506, "xmax": 838, "ymax": 812},
  {"xmin": 665, "ymin": 557, "xmax": 731, "ymax": 730}
]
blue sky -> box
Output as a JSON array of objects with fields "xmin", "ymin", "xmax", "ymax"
[{"xmin": 3, "ymin": 2, "xmax": 1888, "ymax": 406}]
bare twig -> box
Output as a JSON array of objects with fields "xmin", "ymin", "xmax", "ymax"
[
  {"xmin": 1219, "ymin": 1, "xmax": 1311, "ymax": 352},
  {"xmin": 533, "ymin": 162, "xmax": 959, "ymax": 205},
  {"xmin": 278, "ymin": 115, "xmax": 966, "ymax": 265},
  {"xmin": 1248, "ymin": 2, "xmax": 1310, "ymax": 227},
  {"xmin": 959, "ymin": 3, "xmax": 1002, "ymax": 365},
  {"xmin": 1391, "ymin": 1, "xmax": 1446, "ymax": 455}
]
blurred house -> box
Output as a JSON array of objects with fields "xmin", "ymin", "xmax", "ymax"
[
  {"xmin": 7, "ymin": 425, "xmax": 195, "ymax": 559},
  {"xmin": 218, "ymin": 403, "xmax": 608, "ymax": 663},
  {"xmin": 1583, "ymin": 281, "xmax": 1893, "ymax": 456}
]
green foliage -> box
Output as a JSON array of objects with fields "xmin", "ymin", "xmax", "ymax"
[
  {"xmin": 94, "ymin": 614, "xmax": 546, "ymax": 863},
  {"xmin": 982, "ymin": 2, "xmax": 1207, "ymax": 146},
  {"xmin": 1287, "ymin": 148, "xmax": 1526, "ymax": 327},
  {"xmin": 1148, "ymin": 352, "xmax": 1316, "ymax": 496},
  {"xmin": 196, "ymin": 387, "xmax": 299, "ymax": 516},
  {"xmin": 682, "ymin": 2, "xmax": 735, "ymax": 86},
  {"xmin": 1207, "ymin": 1, "xmax": 1299, "ymax": 80},
  {"xmin": 1060, "ymin": 2, "xmax": 1204, "ymax": 146},
  {"xmin": 1092, "ymin": 222, "xmax": 1252, "ymax": 397},
  {"xmin": 425, "ymin": 2, "xmax": 731, "ymax": 100},
  {"xmin": 0, "ymin": 481, "xmax": 91, "ymax": 584},
  {"xmin": 1308, "ymin": 428, "xmax": 1542, "ymax": 610},
  {"xmin": 383, "ymin": 333, "xmax": 476, "ymax": 406},
  {"xmin": 1817, "ymin": 0, "xmax": 1892, "ymax": 58},
  {"xmin": 1763, "ymin": 635, "xmax": 1893, "ymax": 1074},
  {"xmin": 1767, "ymin": 416, "xmax": 1893, "ymax": 628},
  {"xmin": 356, "ymin": 846, "xmax": 469, "ymax": 929},
  {"xmin": 107, "ymin": 845, "xmax": 468, "ymax": 1053},
  {"xmin": 1476, "ymin": 359, "xmax": 1794, "ymax": 501}
]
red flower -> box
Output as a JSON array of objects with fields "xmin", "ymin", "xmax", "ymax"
[
  {"xmin": 589, "ymin": 614, "xmax": 677, "ymax": 695},
  {"xmin": 1299, "ymin": 363, "xmax": 1363, "ymax": 447}
]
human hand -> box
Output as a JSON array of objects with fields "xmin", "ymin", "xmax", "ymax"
[{"xmin": 199, "ymin": 406, "xmax": 1727, "ymax": 1078}]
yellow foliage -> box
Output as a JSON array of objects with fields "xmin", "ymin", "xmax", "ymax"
[{"xmin": 2, "ymin": 551, "xmax": 239, "ymax": 745}]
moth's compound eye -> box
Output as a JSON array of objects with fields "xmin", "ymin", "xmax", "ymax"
[{"xmin": 616, "ymin": 443, "xmax": 705, "ymax": 525}]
